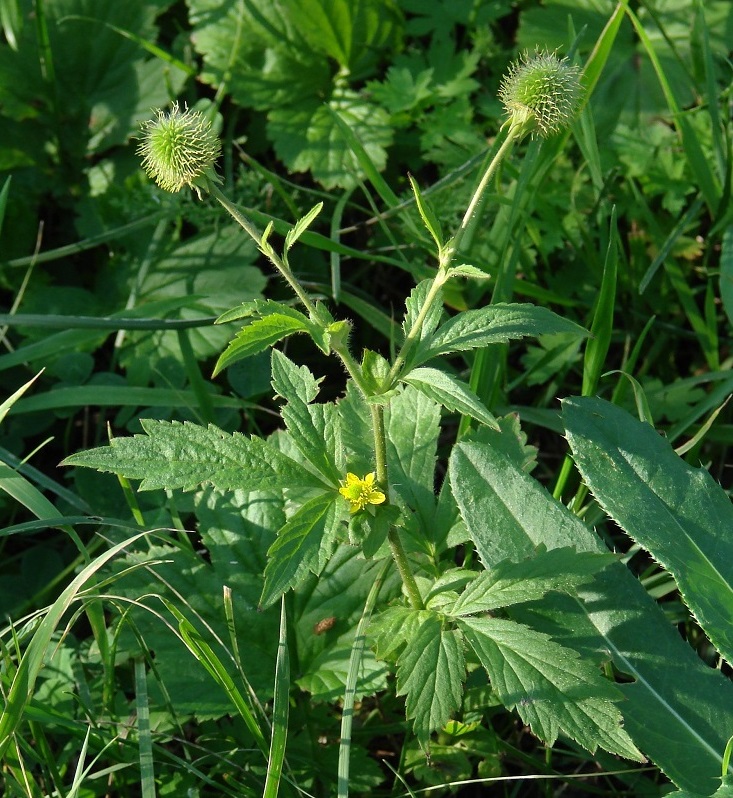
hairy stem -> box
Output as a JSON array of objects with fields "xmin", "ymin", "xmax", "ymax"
[
  {"xmin": 371, "ymin": 404, "xmax": 424, "ymax": 610},
  {"xmin": 209, "ymin": 183, "xmax": 319, "ymax": 318}
]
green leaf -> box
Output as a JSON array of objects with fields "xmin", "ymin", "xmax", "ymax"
[
  {"xmin": 459, "ymin": 617, "xmax": 642, "ymax": 760},
  {"xmin": 416, "ymin": 304, "xmax": 587, "ymax": 365},
  {"xmin": 408, "ymin": 174, "xmax": 443, "ymax": 250},
  {"xmin": 401, "ymin": 368, "xmax": 499, "ymax": 429},
  {"xmin": 448, "ymin": 439, "xmax": 733, "ymax": 792},
  {"xmin": 563, "ymin": 396, "xmax": 733, "ymax": 665},
  {"xmin": 285, "ymin": 202, "xmax": 324, "ymax": 253},
  {"xmin": 445, "ymin": 264, "xmax": 491, "ymax": 280},
  {"xmin": 271, "ymin": 350, "xmax": 341, "ymax": 484},
  {"xmin": 214, "ymin": 313, "xmax": 312, "ymax": 375},
  {"xmin": 402, "ymin": 280, "xmax": 444, "ymax": 349},
  {"xmin": 294, "ymin": 0, "xmax": 402, "ymax": 72},
  {"xmin": 260, "ymin": 492, "xmax": 343, "ymax": 607},
  {"xmin": 386, "ymin": 386, "xmax": 441, "ymax": 530},
  {"xmin": 63, "ymin": 420, "xmax": 328, "ymax": 493},
  {"xmin": 396, "ymin": 612, "xmax": 465, "ymax": 747},
  {"xmin": 720, "ymin": 226, "xmax": 733, "ymax": 328},
  {"xmin": 449, "ymin": 547, "xmax": 616, "ymax": 616},
  {"xmin": 270, "ymin": 87, "xmax": 393, "ymax": 189}
]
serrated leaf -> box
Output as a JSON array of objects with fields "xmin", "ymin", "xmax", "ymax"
[
  {"xmin": 415, "ymin": 304, "xmax": 587, "ymax": 366},
  {"xmin": 460, "ymin": 617, "xmax": 642, "ymax": 760},
  {"xmin": 408, "ymin": 174, "xmax": 443, "ymax": 250},
  {"xmin": 370, "ymin": 605, "xmax": 425, "ymax": 662},
  {"xmin": 397, "ymin": 613, "xmax": 465, "ymax": 746},
  {"xmin": 448, "ymin": 439, "xmax": 733, "ymax": 791},
  {"xmin": 260, "ymin": 492, "xmax": 342, "ymax": 608},
  {"xmin": 563, "ymin": 396, "xmax": 733, "ymax": 665},
  {"xmin": 285, "ymin": 202, "xmax": 324, "ymax": 253},
  {"xmin": 401, "ymin": 367, "xmax": 499, "ymax": 429},
  {"xmin": 271, "ymin": 350, "xmax": 340, "ymax": 484},
  {"xmin": 402, "ymin": 280, "xmax": 443, "ymax": 345},
  {"xmin": 386, "ymin": 386, "xmax": 440, "ymax": 528},
  {"xmin": 449, "ymin": 547, "xmax": 617, "ymax": 616},
  {"xmin": 63, "ymin": 420, "xmax": 327, "ymax": 492},
  {"xmin": 214, "ymin": 313, "xmax": 311, "ymax": 375}
]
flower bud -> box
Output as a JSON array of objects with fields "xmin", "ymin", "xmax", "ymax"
[
  {"xmin": 499, "ymin": 50, "xmax": 582, "ymax": 139},
  {"xmin": 137, "ymin": 103, "xmax": 221, "ymax": 198}
]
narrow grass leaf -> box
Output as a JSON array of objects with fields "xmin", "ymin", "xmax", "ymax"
[
  {"xmin": 563, "ymin": 396, "xmax": 733, "ymax": 665},
  {"xmin": 720, "ymin": 227, "xmax": 733, "ymax": 327},
  {"xmin": 582, "ymin": 207, "xmax": 618, "ymax": 396},
  {"xmin": 0, "ymin": 530, "xmax": 149, "ymax": 759},
  {"xmin": 162, "ymin": 600, "xmax": 269, "ymax": 757},
  {"xmin": 623, "ymin": 4, "xmax": 719, "ymax": 211},
  {"xmin": 328, "ymin": 107, "xmax": 401, "ymax": 210},
  {"xmin": 134, "ymin": 658, "xmax": 156, "ymax": 798},
  {"xmin": 338, "ymin": 559, "xmax": 390, "ymax": 798},
  {"xmin": 263, "ymin": 599, "xmax": 290, "ymax": 798}
]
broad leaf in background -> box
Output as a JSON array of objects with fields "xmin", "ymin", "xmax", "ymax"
[
  {"xmin": 449, "ymin": 439, "xmax": 733, "ymax": 792},
  {"xmin": 116, "ymin": 224, "xmax": 266, "ymax": 382},
  {"xmin": 563, "ymin": 396, "xmax": 733, "ymax": 664},
  {"xmin": 415, "ymin": 304, "xmax": 587, "ymax": 366},
  {"xmin": 396, "ymin": 611, "xmax": 465, "ymax": 747},
  {"xmin": 293, "ymin": 546, "xmax": 400, "ymax": 702},
  {"xmin": 459, "ymin": 617, "xmax": 642, "ymax": 760},
  {"xmin": 188, "ymin": 0, "xmax": 402, "ymax": 187},
  {"xmin": 63, "ymin": 420, "xmax": 329, "ymax": 492}
]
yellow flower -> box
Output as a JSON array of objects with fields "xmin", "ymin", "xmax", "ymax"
[{"xmin": 339, "ymin": 472, "xmax": 386, "ymax": 514}]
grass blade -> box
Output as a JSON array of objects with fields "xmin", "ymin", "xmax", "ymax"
[
  {"xmin": 0, "ymin": 530, "xmax": 149, "ymax": 759},
  {"xmin": 263, "ymin": 598, "xmax": 290, "ymax": 798}
]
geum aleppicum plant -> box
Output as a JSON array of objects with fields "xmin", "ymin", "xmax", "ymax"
[{"xmin": 65, "ymin": 53, "xmax": 644, "ymax": 770}]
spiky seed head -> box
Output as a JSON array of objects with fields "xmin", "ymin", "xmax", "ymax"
[
  {"xmin": 499, "ymin": 50, "xmax": 582, "ymax": 139},
  {"xmin": 137, "ymin": 103, "xmax": 221, "ymax": 198}
]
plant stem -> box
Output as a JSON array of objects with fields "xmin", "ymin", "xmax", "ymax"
[
  {"xmin": 451, "ymin": 124, "xmax": 517, "ymax": 257},
  {"xmin": 386, "ymin": 126, "xmax": 519, "ymax": 390},
  {"xmin": 370, "ymin": 404, "xmax": 424, "ymax": 610},
  {"xmin": 208, "ymin": 183, "xmax": 320, "ymax": 319}
]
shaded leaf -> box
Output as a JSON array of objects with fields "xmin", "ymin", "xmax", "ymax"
[
  {"xmin": 460, "ymin": 616, "xmax": 642, "ymax": 760},
  {"xmin": 260, "ymin": 492, "xmax": 343, "ymax": 607},
  {"xmin": 397, "ymin": 613, "xmax": 465, "ymax": 747}
]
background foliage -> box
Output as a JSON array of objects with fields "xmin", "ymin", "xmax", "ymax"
[{"xmin": 1, "ymin": 0, "xmax": 733, "ymax": 796}]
